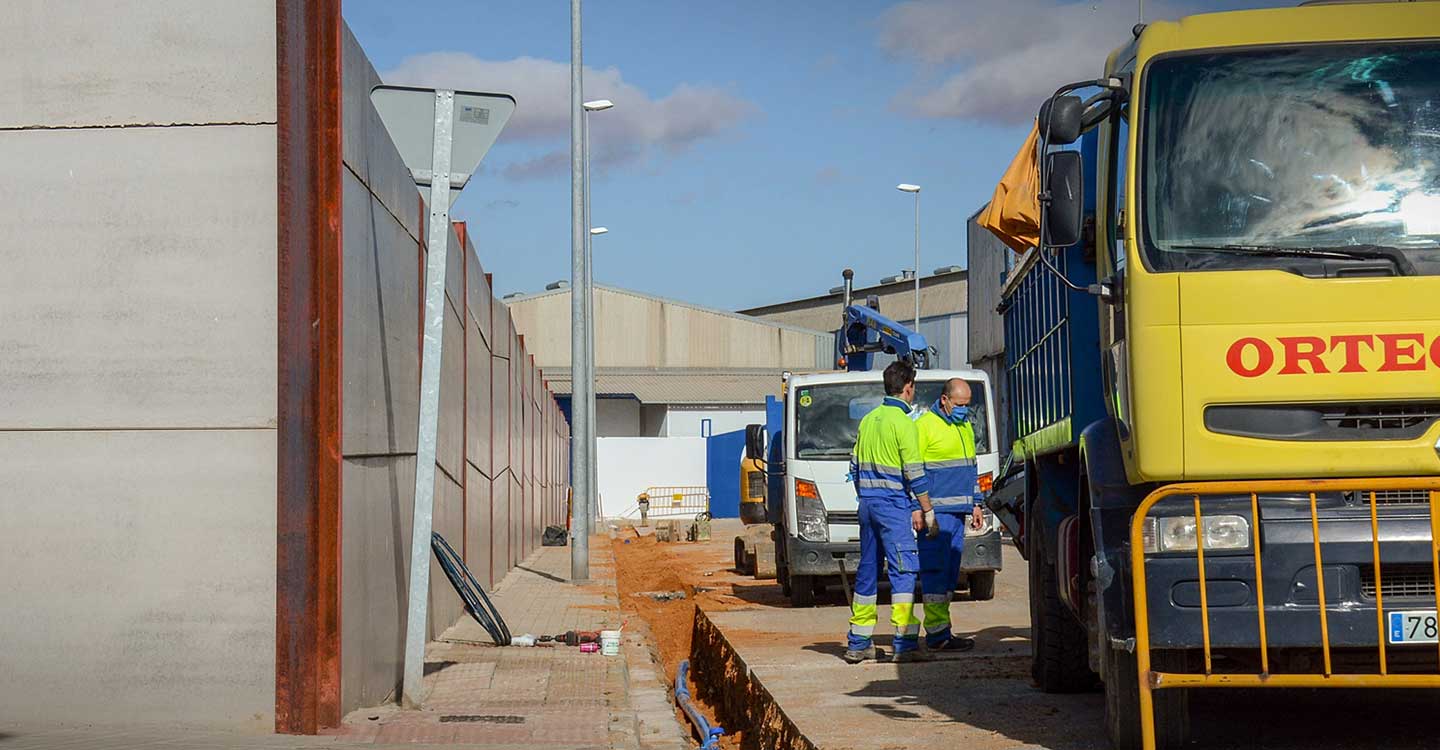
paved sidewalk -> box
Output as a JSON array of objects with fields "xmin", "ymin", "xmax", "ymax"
[{"xmin": 0, "ymin": 541, "xmax": 691, "ymax": 750}]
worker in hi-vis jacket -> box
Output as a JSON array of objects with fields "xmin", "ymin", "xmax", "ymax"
[
  {"xmin": 915, "ymin": 377, "xmax": 984, "ymax": 653},
  {"xmin": 844, "ymin": 361, "xmax": 936, "ymax": 664}
]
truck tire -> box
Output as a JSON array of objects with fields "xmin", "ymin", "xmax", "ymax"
[
  {"xmin": 967, "ymin": 571, "xmax": 996, "ymax": 601},
  {"xmin": 788, "ymin": 573, "xmax": 816, "ymax": 607},
  {"xmin": 1028, "ymin": 525, "xmax": 1096, "ymax": 692},
  {"xmin": 1104, "ymin": 646, "xmax": 1188, "ymax": 750}
]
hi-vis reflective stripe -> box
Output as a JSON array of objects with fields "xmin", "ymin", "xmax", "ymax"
[
  {"xmin": 857, "ymin": 477, "xmax": 905, "ymax": 491},
  {"xmin": 853, "ymin": 594, "xmax": 878, "ymax": 606},
  {"xmin": 903, "ymin": 461, "xmax": 926, "ymax": 481},
  {"xmin": 855, "ymin": 460, "xmax": 904, "ymax": 475},
  {"xmin": 849, "ymin": 623, "xmax": 875, "ymax": 637},
  {"xmin": 897, "ymin": 622, "xmax": 921, "ymax": 637},
  {"xmin": 927, "ymin": 457, "xmax": 977, "ymax": 469},
  {"xmin": 891, "ymin": 593, "xmax": 915, "ymax": 605},
  {"xmin": 922, "ymin": 593, "xmax": 951, "ymax": 604},
  {"xmin": 931, "ymin": 494, "xmax": 974, "ymax": 506}
]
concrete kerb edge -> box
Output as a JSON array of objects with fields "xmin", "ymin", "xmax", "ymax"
[{"xmin": 690, "ymin": 608, "xmax": 818, "ymax": 750}]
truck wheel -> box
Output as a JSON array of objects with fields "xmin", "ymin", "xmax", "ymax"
[
  {"xmin": 1104, "ymin": 647, "xmax": 1188, "ymax": 750},
  {"xmin": 967, "ymin": 571, "xmax": 996, "ymax": 601},
  {"xmin": 1028, "ymin": 525, "xmax": 1096, "ymax": 692},
  {"xmin": 788, "ymin": 574, "xmax": 816, "ymax": 607}
]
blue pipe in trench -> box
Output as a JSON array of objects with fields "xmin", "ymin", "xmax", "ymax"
[{"xmin": 675, "ymin": 659, "xmax": 724, "ymax": 750}]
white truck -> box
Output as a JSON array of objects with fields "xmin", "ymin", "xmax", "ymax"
[{"xmin": 742, "ymin": 367, "xmax": 1005, "ymax": 606}]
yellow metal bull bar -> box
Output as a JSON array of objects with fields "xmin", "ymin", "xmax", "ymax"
[{"xmin": 1130, "ymin": 477, "xmax": 1440, "ymax": 749}]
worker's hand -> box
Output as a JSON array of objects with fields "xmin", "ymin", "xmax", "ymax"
[
  {"xmin": 911, "ymin": 510, "xmax": 924, "ymax": 533},
  {"xmin": 971, "ymin": 506, "xmax": 985, "ymax": 530},
  {"xmin": 924, "ymin": 509, "xmax": 939, "ymax": 538}
]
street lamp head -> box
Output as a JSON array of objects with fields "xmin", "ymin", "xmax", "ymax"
[
  {"xmin": 583, "ymin": 99, "xmax": 615, "ymax": 112},
  {"xmin": 896, "ymin": 183, "xmax": 921, "ymax": 193},
  {"xmin": 590, "ymin": 227, "xmax": 609, "ymax": 236}
]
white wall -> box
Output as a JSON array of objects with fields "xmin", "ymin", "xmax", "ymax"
[
  {"xmin": 661, "ymin": 405, "xmax": 766, "ymax": 437},
  {"xmin": 597, "ymin": 397, "xmax": 642, "ymax": 437},
  {"xmin": 596, "ymin": 437, "xmax": 707, "ymax": 518}
]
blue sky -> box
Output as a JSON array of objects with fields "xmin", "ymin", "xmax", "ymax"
[{"xmin": 343, "ymin": 0, "xmax": 1279, "ymax": 311}]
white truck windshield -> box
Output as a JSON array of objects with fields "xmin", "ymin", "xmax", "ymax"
[
  {"xmin": 1143, "ymin": 43, "xmax": 1440, "ymax": 275},
  {"xmin": 792, "ymin": 380, "xmax": 990, "ymax": 461}
]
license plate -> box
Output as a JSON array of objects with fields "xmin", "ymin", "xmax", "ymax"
[{"xmin": 1388, "ymin": 610, "xmax": 1439, "ymax": 644}]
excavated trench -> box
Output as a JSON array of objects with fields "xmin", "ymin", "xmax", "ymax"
[{"xmin": 689, "ymin": 608, "xmax": 815, "ymax": 750}]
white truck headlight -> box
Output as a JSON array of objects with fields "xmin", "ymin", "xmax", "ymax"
[
  {"xmin": 795, "ymin": 480, "xmax": 828, "ymax": 543},
  {"xmin": 1142, "ymin": 514, "xmax": 1250, "ymax": 553}
]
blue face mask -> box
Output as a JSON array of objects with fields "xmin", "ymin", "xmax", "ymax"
[{"xmin": 951, "ymin": 405, "xmax": 970, "ymax": 423}]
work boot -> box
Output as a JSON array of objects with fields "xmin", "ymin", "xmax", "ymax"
[
  {"xmin": 843, "ymin": 644, "xmax": 880, "ymax": 664},
  {"xmin": 930, "ymin": 636, "xmax": 976, "ymax": 652},
  {"xmin": 893, "ymin": 649, "xmax": 935, "ymax": 663}
]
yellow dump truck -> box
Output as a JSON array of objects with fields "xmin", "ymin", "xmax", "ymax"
[{"xmin": 982, "ymin": 2, "xmax": 1440, "ymax": 748}]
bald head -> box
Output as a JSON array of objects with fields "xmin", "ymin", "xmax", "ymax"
[{"xmin": 940, "ymin": 378, "xmax": 971, "ymax": 415}]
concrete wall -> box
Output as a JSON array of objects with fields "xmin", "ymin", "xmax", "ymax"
[
  {"xmin": 507, "ymin": 286, "xmax": 830, "ymax": 370},
  {"xmin": 597, "ymin": 397, "xmax": 643, "ymax": 437},
  {"xmin": 660, "ymin": 405, "xmax": 766, "ymax": 437},
  {"xmin": 596, "ymin": 437, "xmax": 708, "ymax": 518},
  {"xmin": 337, "ymin": 27, "xmax": 569, "ymax": 715},
  {"xmin": 0, "ymin": 1, "xmax": 279, "ymax": 729}
]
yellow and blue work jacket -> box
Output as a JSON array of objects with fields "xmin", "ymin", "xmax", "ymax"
[
  {"xmin": 848, "ymin": 397, "xmax": 930, "ymax": 510},
  {"xmin": 915, "ymin": 400, "xmax": 978, "ymax": 512}
]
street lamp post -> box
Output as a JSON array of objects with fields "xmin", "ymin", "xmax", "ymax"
[
  {"xmin": 896, "ymin": 183, "xmax": 921, "ymax": 328},
  {"xmin": 582, "ymin": 99, "xmax": 612, "ymax": 529}
]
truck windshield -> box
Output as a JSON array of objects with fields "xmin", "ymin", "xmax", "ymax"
[
  {"xmin": 1142, "ymin": 43, "xmax": 1440, "ymax": 275},
  {"xmin": 792, "ymin": 380, "xmax": 990, "ymax": 461}
]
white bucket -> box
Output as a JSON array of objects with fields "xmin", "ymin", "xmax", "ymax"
[{"xmin": 600, "ymin": 629, "xmax": 622, "ymax": 656}]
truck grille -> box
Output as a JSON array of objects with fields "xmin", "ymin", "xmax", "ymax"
[
  {"xmin": 1345, "ymin": 489, "xmax": 1434, "ymax": 506},
  {"xmin": 1361, "ymin": 564, "xmax": 1437, "ymax": 600},
  {"xmin": 827, "ymin": 510, "xmax": 858, "ymax": 525}
]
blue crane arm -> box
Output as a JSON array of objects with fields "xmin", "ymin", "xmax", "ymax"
[{"xmin": 838, "ymin": 305, "xmax": 932, "ymax": 372}]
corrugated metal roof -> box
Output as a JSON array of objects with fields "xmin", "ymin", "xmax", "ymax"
[{"xmin": 544, "ymin": 368, "xmax": 782, "ymax": 405}]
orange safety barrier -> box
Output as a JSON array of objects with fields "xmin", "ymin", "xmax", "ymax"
[{"xmin": 1129, "ymin": 477, "xmax": 1440, "ymax": 749}]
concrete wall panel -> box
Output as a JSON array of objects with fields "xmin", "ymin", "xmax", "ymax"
[
  {"xmin": 465, "ymin": 320, "xmax": 493, "ymax": 478},
  {"xmin": 340, "ymin": 454, "xmax": 414, "ymax": 711},
  {"xmin": 464, "ymin": 465, "xmax": 493, "ymax": 589},
  {"xmin": 429, "ymin": 472, "xmax": 464, "ymax": 640},
  {"xmin": 0, "ymin": 1, "xmax": 276, "ymax": 129},
  {"xmin": 0, "ymin": 126, "xmax": 277, "ymax": 429},
  {"xmin": 491, "ymin": 352, "xmax": 511, "ymax": 477},
  {"xmin": 491, "ymin": 478, "xmax": 511, "ymax": 586},
  {"xmin": 465, "ymin": 244, "xmax": 493, "ymax": 349},
  {"xmin": 342, "ymin": 172, "xmax": 420, "ymax": 456},
  {"xmin": 436, "ymin": 304, "xmax": 464, "ymax": 481},
  {"xmin": 341, "ymin": 26, "xmax": 419, "ymax": 242},
  {"xmin": 0, "ymin": 429, "xmax": 276, "ymax": 727},
  {"xmin": 510, "ymin": 475, "xmax": 524, "ymax": 568}
]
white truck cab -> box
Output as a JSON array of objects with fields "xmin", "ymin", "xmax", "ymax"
[{"xmin": 771, "ymin": 367, "xmax": 1004, "ymax": 606}]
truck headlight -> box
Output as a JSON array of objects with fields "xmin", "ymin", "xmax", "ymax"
[
  {"xmin": 1142, "ymin": 514, "xmax": 1250, "ymax": 553},
  {"xmin": 795, "ymin": 479, "xmax": 828, "ymax": 543}
]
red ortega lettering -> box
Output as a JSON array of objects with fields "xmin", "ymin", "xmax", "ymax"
[{"xmin": 1225, "ymin": 333, "xmax": 1440, "ymax": 376}]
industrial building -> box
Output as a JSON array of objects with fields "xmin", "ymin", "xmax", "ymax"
[
  {"xmin": 0, "ymin": 6, "xmax": 567, "ymax": 735},
  {"xmin": 739, "ymin": 266, "xmax": 971, "ymax": 369},
  {"xmin": 507, "ymin": 284, "xmax": 830, "ymax": 437}
]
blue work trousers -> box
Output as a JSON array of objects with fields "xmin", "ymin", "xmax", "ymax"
[
  {"xmin": 847, "ymin": 496, "xmax": 921, "ymax": 654},
  {"xmin": 918, "ymin": 509, "xmax": 967, "ymax": 646}
]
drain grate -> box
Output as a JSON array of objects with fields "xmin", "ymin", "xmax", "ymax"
[{"xmin": 439, "ymin": 714, "xmax": 526, "ymax": 724}]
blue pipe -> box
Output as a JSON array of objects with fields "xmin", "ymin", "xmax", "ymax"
[{"xmin": 675, "ymin": 659, "xmax": 724, "ymax": 750}]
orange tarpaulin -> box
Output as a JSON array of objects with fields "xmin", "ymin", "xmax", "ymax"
[{"xmin": 977, "ymin": 121, "xmax": 1041, "ymax": 253}]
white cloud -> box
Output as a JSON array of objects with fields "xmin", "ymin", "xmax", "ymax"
[
  {"xmin": 382, "ymin": 53, "xmax": 756, "ymax": 179},
  {"xmin": 878, "ymin": 0, "xmax": 1203, "ymax": 124}
]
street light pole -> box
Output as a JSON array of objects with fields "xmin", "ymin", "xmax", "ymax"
[
  {"xmin": 582, "ymin": 99, "xmax": 612, "ymax": 530},
  {"xmin": 897, "ymin": 183, "xmax": 921, "ymax": 328},
  {"xmin": 568, "ymin": 0, "xmax": 590, "ymax": 582}
]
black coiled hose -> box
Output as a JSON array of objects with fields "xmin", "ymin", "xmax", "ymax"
[{"xmin": 431, "ymin": 532, "xmax": 511, "ymax": 646}]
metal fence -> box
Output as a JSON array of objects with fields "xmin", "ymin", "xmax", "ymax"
[
  {"xmin": 1130, "ymin": 477, "xmax": 1440, "ymax": 749},
  {"xmin": 642, "ymin": 486, "xmax": 711, "ymax": 519}
]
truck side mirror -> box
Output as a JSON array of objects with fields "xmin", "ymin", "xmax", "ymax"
[
  {"xmin": 1043, "ymin": 150, "xmax": 1083, "ymax": 248},
  {"xmin": 744, "ymin": 424, "xmax": 766, "ymax": 461},
  {"xmin": 1038, "ymin": 95, "xmax": 1083, "ymax": 146}
]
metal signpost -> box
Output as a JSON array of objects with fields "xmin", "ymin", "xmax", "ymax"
[{"xmin": 371, "ymin": 85, "xmax": 515, "ymax": 710}]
